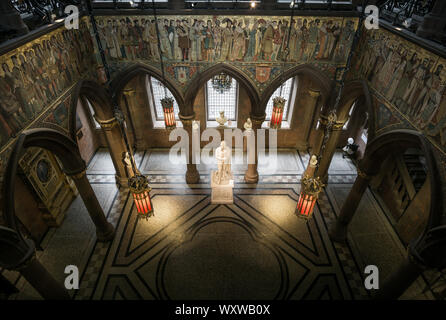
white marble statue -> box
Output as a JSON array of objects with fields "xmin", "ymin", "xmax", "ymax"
[
  {"xmin": 214, "ymin": 141, "xmax": 232, "ymax": 184},
  {"xmin": 216, "ymin": 111, "xmax": 228, "ymax": 127},
  {"xmin": 244, "ymin": 118, "xmax": 253, "ymax": 132}
]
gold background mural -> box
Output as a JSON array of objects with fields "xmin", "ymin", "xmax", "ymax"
[
  {"xmin": 96, "ymin": 15, "xmax": 359, "ymax": 93},
  {"xmin": 0, "ymin": 17, "xmax": 98, "ymax": 152},
  {"xmin": 349, "ymin": 27, "xmax": 446, "ymax": 154}
]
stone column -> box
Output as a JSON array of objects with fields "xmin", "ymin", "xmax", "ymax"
[
  {"xmin": 416, "ymin": 0, "xmax": 446, "ymax": 43},
  {"xmin": 95, "ymin": 115, "xmax": 129, "ymax": 187},
  {"xmin": 69, "ymin": 171, "xmax": 115, "ymax": 241},
  {"xmin": 0, "ymin": 226, "xmax": 70, "ymax": 300},
  {"xmin": 123, "ymin": 88, "xmax": 145, "ymax": 150},
  {"xmin": 244, "ymin": 114, "xmax": 265, "ymax": 183},
  {"xmin": 301, "ymin": 89, "xmax": 321, "ymax": 149},
  {"xmin": 19, "ymin": 256, "xmax": 71, "ymax": 300},
  {"xmin": 315, "ymin": 115, "xmax": 346, "ymax": 183},
  {"xmin": 329, "ymin": 168, "xmax": 371, "ymax": 243},
  {"xmin": 179, "ymin": 113, "xmax": 200, "ymax": 184},
  {"xmin": 0, "ymin": 1, "xmax": 29, "ymax": 38},
  {"xmin": 373, "ymin": 251, "xmax": 424, "ymax": 300}
]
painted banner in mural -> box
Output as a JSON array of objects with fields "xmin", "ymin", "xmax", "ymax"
[
  {"xmin": 0, "ymin": 17, "xmax": 98, "ymax": 151},
  {"xmin": 95, "ymin": 15, "xmax": 358, "ymax": 92},
  {"xmin": 349, "ymin": 27, "xmax": 446, "ymax": 154}
]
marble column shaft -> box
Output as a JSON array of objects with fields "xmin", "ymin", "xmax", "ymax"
[
  {"xmin": 244, "ymin": 115, "xmax": 265, "ymax": 184},
  {"xmin": 180, "ymin": 113, "xmax": 200, "ymax": 184},
  {"xmin": 70, "ymin": 171, "xmax": 115, "ymax": 241}
]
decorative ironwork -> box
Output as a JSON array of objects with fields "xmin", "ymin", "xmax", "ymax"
[
  {"xmin": 161, "ymin": 96, "xmax": 176, "ymax": 129},
  {"xmin": 211, "ymin": 73, "xmax": 233, "ymax": 94},
  {"xmin": 296, "ymin": 174, "xmax": 325, "ymax": 220},
  {"xmin": 128, "ymin": 174, "xmax": 154, "ymax": 219},
  {"xmin": 379, "ymin": 0, "xmax": 436, "ymax": 32},
  {"xmin": 270, "ymin": 96, "xmax": 286, "ymax": 129}
]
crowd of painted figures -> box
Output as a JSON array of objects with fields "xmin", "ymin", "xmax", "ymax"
[
  {"xmin": 0, "ymin": 21, "xmax": 96, "ymax": 145},
  {"xmin": 356, "ymin": 31, "xmax": 446, "ymax": 146},
  {"xmin": 97, "ymin": 16, "xmax": 355, "ymax": 63}
]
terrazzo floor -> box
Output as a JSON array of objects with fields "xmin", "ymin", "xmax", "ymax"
[{"xmin": 2, "ymin": 148, "xmax": 437, "ymax": 300}]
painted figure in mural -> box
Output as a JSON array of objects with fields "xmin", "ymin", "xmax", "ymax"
[
  {"xmin": 335, "ymin": 20, "xmax": 354, "ymax": 62},
  {"xmin": 212, "ymin": 19, "xmax": 222, "ymax": 61},
  {"xmin": 411, "ymin": 59, "xmax": 435, "ymax": 117},
  {"xmin": 178, "ymin": 20, "xmax": 190, "ymax": 61},
  {"xmin": 255, "ymin": 20, "xmax": 265, "ymax": 60},
  {"xmin": 315, "ymin": 21, "xmax": 328, "ymax": 60},
  {"xmin": 246, "ymin": 19, "xmax": 258, "ymax": 61},
  {"xmin": 220, "ymin": 19, "xmax": 233, "ymax": 61},
  {"xmin": 307, "ymin": 19, "xmax": 319, "ymax": 60},
  {"xmin": 232, "ymin": 21, "xmax": 246, "ymax": 61},
  {"xmin": 403, "ymin": 58, "xmax": 429, "ymax": 115},
  {"xmin": 262, "ymin": 21, "xmax": 274, "ymax": 61},
  {"xmin": 118, "ymin": 19, "xmax": 128, "ymax": 59},
  {"xmin": 424, "ymin": 84, "xmax": 446, "ymax": 146},
  {"xmin": 385, "ymin": 49, "xmax": 407, "ymax": 101},
  {"xmin": 272, "ymin": 21, "xmax": 281, "ymax": 61},
  {"xmin": 160, "ymin": 19, "xmax": 173, "ymax": 59},
  {"xmin": 417, "ymin": 65, "xmax": 444, "ymax": 128},
  {"xmin": 392, "ymin": 52, "xmax": 418, "ymax": 110},
  {"xmin": 202, "ymin": 20, "xmax": 214, "ymax": 61}
]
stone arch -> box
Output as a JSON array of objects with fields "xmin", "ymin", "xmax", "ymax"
[
  {"xmin": 2, "ymin": 128, "xmax": 114, "ymax": 241},
  {"xmin": 69, "ymin": 80, "xmax": 128, "ymax": 186},
  {"xmin": 69, "ymin": 80, "xmax": 115, "ymax": 141},
  {"xmin": 184, "ymin": 63, "xmax": 261, "ymax": 117},
  {"xmin": 109, "ymin": 62, "xmax": 185, "ymax": 110},
  {"xmin": 260, "ymin": 63, "xmax": 333, "ymax": 114},
  {"xmin": 361, "ymin": 129, "xmax": 442, "ymax": 229},
  {"xmin": 331, "ymin": 79, "xmax": 376, "ymax": 141}
]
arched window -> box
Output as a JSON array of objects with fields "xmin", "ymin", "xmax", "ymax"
[
  {"xmin": 146, "ymin": 75, "xmax": 180, "ymax": 128},
  {"xmin": 265, "ymin": 77, "xmax": 296, "ymax": 128},
  {"xmin": 206, "ymin": 76, "xmax": 238, "ymax": 125}
]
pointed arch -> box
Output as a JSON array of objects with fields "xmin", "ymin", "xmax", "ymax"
[
  {"xmin": 184, "ymin": 63, "xmax": 261, "ymax": 116},
  {"xmin": 334, "ymin": 79, "xmax": 376, "ymax": 141},
  {"xmin": 2, "ymin": 129, "xmax": 86, "ymax": 235},
  {"xmin": 361, "ymin": 129, "xmax": 443, "ymax": 230},
  {"xmin": 260, "ymin": 64, "xmax": 334, "ymax": 114},
  {"xmin": 69, "ymin": 80, "xmax": 114, "ymax": 141},
  {"xmin": 109, "ymin": 62, "xmax": 185, "ymax": 110}
]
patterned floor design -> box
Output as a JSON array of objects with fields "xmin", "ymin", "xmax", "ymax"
[{"xmin": 3, "ymin": 148, "xmax": 434, "ymax": 300}]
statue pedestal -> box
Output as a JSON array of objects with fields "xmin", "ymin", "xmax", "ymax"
[{"xmin": 211, "ymin": 171, "xmax": 234, "ymax": 204}]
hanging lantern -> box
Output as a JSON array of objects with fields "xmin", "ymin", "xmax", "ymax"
[
  {"xmin": 129, "ymin": 174, "xmax": 154, "ymax": 219},
  {"xmin": 161, "ymin": 97, "xmax": 176, "ymax": 129},
  {"xmin": 296, "ymin": 175, "xmax": 324, "ymax": 220},
  {"xmin": 212, "ymin": 72, "xmax": 232, "ymax": 94},
  {"xmin": 270, "ymin": 96, "xmax": 286, "ymax": 129}
]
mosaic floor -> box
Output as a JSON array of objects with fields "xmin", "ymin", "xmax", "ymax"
[{"xmin": 2, "ymin": 149, "xmax": 435, "ymax": 300}]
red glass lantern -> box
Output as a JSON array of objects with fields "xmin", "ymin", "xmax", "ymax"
[
  {"xmin": 296, "ymin": 175, "xmax": 324, "ymax": 220},
  {"xmin": 129, "ymin": 174, "xmax": 154, "ymax": 219},
  {"xmin": 161, "ymin": 97, "xmax": 176, "ymax": 130},
  {"xmin": 270, "ymin": 96, "xmax": 286, "ymax": 129}
]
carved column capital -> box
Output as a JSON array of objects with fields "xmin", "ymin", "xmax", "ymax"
[
  {"xmin": 94, "ymin": 115, "xmax": 119, "ymax": 131},
  {"xmin": 249, "ymin": 113, "xmax": 266, "ymax": 129},
  {"xmin": 179, "ymin": 112, "xmax": 196, "ymax": 127},
  {"xmin": 308, "ymin": 89, "xmax": 321, "ymax": 99},
  {"xmin": 122, "ymin": 88, "xmax": 136, "ymax": 97}
]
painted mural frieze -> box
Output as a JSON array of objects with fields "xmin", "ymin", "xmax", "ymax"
[
  {"xmin": 0, "ymin": 17, "xmax": 99, "ymax": 153},
  {"xmin": 349, "ymin": 27, "xmax": 446, "ymax": 154},
  {"xmin": 95, "ymin": 15, "xmax": 358, "ymax": 93}
]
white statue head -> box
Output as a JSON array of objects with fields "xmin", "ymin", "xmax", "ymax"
[
  {"xmin": 310, "ymin": 155, "xmax": 318, "ymax": 167},
  {"xmin": 347, "ymin": 137, "xmax": 354, "ymax": 144},
  {"xmin": 220, "ymin": 141, "xmax": 226, "ymax": 149}
]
